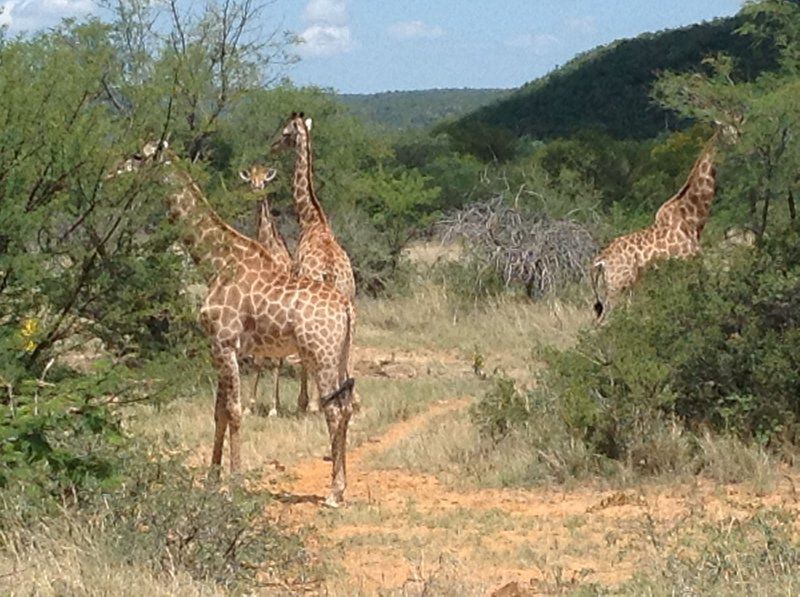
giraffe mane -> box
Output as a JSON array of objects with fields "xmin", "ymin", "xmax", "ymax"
[
  {"xmin": 296, "ymin": 115, "xmax": 329, "ymax": 227},
  {"xmin": 657, "ymin": 131, "xmax": 720, "ymax": 212}
]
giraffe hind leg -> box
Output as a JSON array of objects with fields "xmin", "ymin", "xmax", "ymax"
[
  {"xmin": 269, "ymin": 358, "xmax": 282, "ymax": 417},
  {"xmin": 315, "ymin": 367, "xmax": 354, "ymax": 507},
  {"xmin": 298, "ymin": 365, "xmax": 320, "ymax": 413},
  {"xmin": 250, "ymin": 365, "xmax": 262, "ymax": 415}
]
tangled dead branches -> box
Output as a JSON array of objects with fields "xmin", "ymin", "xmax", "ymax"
[{"xmin": 438, "ymin": 195, "xmax": 597, "ymax": 298}]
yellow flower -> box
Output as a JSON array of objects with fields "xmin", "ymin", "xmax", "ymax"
[
  {"xmin": 20, "ymin": 318, "xmax": 38, "ymax": 337},
  {"xmin": 19, "ymin": 318, "xmax": 39, "ymax": 352}
]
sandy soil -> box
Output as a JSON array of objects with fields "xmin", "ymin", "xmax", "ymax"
[{"xmin": 260, "ymin": 349, "xmax": 800, "ymax": 596}]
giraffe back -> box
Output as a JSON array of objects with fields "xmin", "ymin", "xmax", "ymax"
[{"xmin": 592, "ymin": 223, "xmax": 700, "ymax": 314}]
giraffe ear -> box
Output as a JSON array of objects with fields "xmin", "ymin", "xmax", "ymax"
[
  {"xmin": 304, "ymin": 117, "xmax": 313, "ymax": 131},
  {"xmin": 238, "ymin": 169, "xmax": 251, "ymax": 182},
  {"xmin": 265, "ymin": 168, "xmax": 278, "ymax": 183}
]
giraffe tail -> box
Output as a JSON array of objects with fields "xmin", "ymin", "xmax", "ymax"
[
  {"xmin": 320, "ymin": 300, "xmax": 356, "ymax": 409},
  {"xmin": 590, "ymin": 260, "xmax": 606, "ymax": 320}
]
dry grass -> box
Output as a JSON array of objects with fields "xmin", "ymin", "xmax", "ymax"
[
  {"xmin": 359, "ymin": 280, "xmax": 589, "ymax": 373},
  {"xmin": 128, "ymin": 372, "xmax": 483, "ymax": 472},
  {"xmin": 697, "ymin": 432, "xmax": 778, "ymax": 494},
  {"xmin": 363, "ymin": 406, "xmax": 564, "ymax": 489},
  {"xmin": 0, "ymin": 521, "xmax": 222, "ymax": 597}
]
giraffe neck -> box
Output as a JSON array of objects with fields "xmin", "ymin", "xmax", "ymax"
[
  {"xmin": 655, "ymin": 134, "xmax": 718, "ymax": 235},
  {"xmin": 164, "ymin": 166, "xmax": 275, "ymax": 279},
  {"xmin": 256, "ymin": 199, "xmax": 291, "ymax": 267},
  {"xmin": 292, "ymin": 121, "xmax": 329, "ymax": 233}
]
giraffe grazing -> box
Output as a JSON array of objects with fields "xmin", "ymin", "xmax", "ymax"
[
  {"xmin": 591, "ymin": 132, "xmax": 724, "ymax": 320},
  {"xmin": 653, "ymin": 132, "xmax": 719, "ymax": 241},
  {"xmin": 114, "ymin": 142, "xmax": 356, "ymax": 506},
  {"xmin": 239, "ymin": 164, "xmax": 293, "ymax": 417},
  {"xmin": 271, "ymin": 112, "xmax": 358, "ymax": 412}
]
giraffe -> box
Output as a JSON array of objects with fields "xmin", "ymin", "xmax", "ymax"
[
  {"xmin": 652, "ymin": 132, "xmax": 720, "ymax": 241},
  {"xmin": 114, "ymin": 142, "xmax": 356, "ymax": 506},
  {"xmin": 590, "ymin": 223, "xmax": 699, "ymax": 319},
  {"xmin": 271, "ymin": 112, "xmax": 358, "ymax": 412},
  {"xmin": 590, "ymin": 133, "xmax": 722, "ymax": 320},
  {"xmin": 239, "ymin": 164, "xmax": 293, "ymax": 417}
]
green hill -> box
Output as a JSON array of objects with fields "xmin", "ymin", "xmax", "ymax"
[
  {"xmin": 338, "ymin": 88, "xmax": 511, "ymax": 129},
  {"xmin": 448, "ymin": 16, "xmax": 777, "ymax": 146}
]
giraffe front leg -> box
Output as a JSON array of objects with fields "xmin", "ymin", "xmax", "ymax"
[
  {"xmin": 209, "ymin": 345, "xmax": 232, "ymax": 480},
  {"xmin": 215, "ymin": 345, "xmax": 243, "ymax": 475}
]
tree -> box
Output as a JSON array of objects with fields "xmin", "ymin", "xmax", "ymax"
[
  {"xmin": 652, "ymin": 0, "xmax": 800, "ymax": 237},
  {"xmin": 99, "ymin": 0, "xmax": 298, "ymax": 160}
]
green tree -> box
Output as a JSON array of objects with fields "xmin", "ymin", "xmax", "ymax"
[{"xmin": 653, "ymin": 0, "xmax": 800, "ymax": 236}]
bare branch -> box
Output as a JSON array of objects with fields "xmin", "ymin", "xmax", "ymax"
[{"xmin": 438, "ymin": 192, "xmax": 597, "ymax": 298}]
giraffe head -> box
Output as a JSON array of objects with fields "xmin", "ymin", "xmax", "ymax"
[
  {"xmin": 238, "ymin": 164, "xmax": 278, "ymax": 190},
  {"xmin": 271, "ymin": 112, "xmax": 313, "ymax": 153},
  {"xmin": 714, "ymin": 111, "xmax": 745, "ymax": 146},
  {"xmin": 110, "ymin": 139, "xmax": 171, "ymax": 177}
]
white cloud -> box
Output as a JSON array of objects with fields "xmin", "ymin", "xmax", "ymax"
[
  {"xmin": 299, "ymin": 0, "xmax": 352, "ymax": 57},
  {"xmin": 0, "ymin": 0, "xmax": 93, "ymax": 32},
  {"xmin": 565, "ymin": 16, "xmax": 597, "ymax": 34},
  {"xmin": 387, "ymin": 20, "xmax": 444, "ymax": 41},
  {"xmin": 505, "ymin": 32, "xmax": 560, "ymax": 56},
  {"xmin": 303, "ymin": 0, "xmax": 346, "ymax": 26},
  {"xmin": 299, "ymin": 24, "xmax": 353, "ymax": 57},
  {"xmin": 0, "ymin": 1, "xmax": 17, "ymax": 28}
]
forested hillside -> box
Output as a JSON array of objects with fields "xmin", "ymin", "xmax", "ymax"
[
  {"xmin": 338, "ymin": 88, "xmax": 510, "ymax": 129},
  {"xmin": 446, "ymin": 15, "xmax": 777, "ymax": 148}
]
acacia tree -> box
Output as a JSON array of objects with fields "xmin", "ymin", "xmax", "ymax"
[
  {"xmin": 652, "ymin": 0, "xmax": 800, "ymax": 237},
  {"xmin": 99, "ymin": 0, "xmax": 298, "ymax": 161},
  {"xmin": 0, "ymin": 0, "xmax": 299, "ymax": 387}
]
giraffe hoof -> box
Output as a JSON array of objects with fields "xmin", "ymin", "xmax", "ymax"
[
  {"xmin": 323, "ymin": 494, "xmax": 343, "ymax": 509},
  {"xmin": 267, "ymin": 408, "xmax": 278, "ymax": 418}
]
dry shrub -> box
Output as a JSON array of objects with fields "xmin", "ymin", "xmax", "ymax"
[{"xmin": 438, "ymin": 195, "xmax": 597, "ymax": 297}]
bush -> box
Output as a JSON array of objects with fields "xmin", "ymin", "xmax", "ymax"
[
  {"xmin": 0, "ymin": 367, "xmax": 126, "ymax": 500},
  {"xmin": 474, "ymin": 227, "xmax": 800, "ymax": 472},
  {"xmin": 1, "ymin": 449, "xmax": 313, "ymax": 592},
  {"xmin": 438, "ymin": 195, "xmax": 597, "ymax": 299}
]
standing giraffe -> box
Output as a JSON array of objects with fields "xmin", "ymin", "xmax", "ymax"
[
  {"xmin": 239, "ymin": 164, "xmax": 292, "ymax": 417},
  {"xmin": 114, "ymin": 142, "xmax": 356, "ymax": 506},
  {"xmin": 591, "ymin": 130, "xmax": 724, "ymax": 320},
  {"xmin": 271, "ymin": 112, "xmax": 358, "ymax": 411}
]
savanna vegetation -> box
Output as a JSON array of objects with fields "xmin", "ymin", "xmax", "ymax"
[{"xmin": 2, "ymin": 0, "xmax": 800, "ymax": 593}]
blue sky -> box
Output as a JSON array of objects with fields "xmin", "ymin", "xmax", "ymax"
[{"xmin": 1, "ymin": 0, "xmax": 746, "ymax": 93}]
